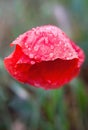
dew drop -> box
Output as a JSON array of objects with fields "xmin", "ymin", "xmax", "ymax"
[
  {"xmin": 25, "ymin": 43, "xmax": 29, "ymax": 48},
  {"xmin": 34, "ymin": 45, "xmax": 39, "ymax": 51},
  {"xmin": 50, "ymin": 45, "xmax": 54, "ymax": 49},
  {"xmin": 63, "ymin": 48, "xmax": 66, "ymax": 51},
  {"xmin": 14, "ymin": 72, "xmax": 17, "ymax": 75},
  {"xmin": 28, "ymin": 48, "xmax": 31, "ymax": 51},
  {"xmin": 32, "ymin": 28, "xmax": 36, "ymax": 31},
  {"xmin": 34, "ymin": 83, "xmax": 41, "ymax": 87},
  {"xmin": 49, "ymin": 53, "xmax": 54, "ymax": 58},
  {"xmin": 66, "ymin": 57, "xmax": 70, "ymax": 60},
  {"xmin": 44, "ymin": 37, "xmax": 48, "ymax": 44},
  {"xmin": 35, "ymin": 31, "xmax": 39, "ymax": 35},
  {"xmin": 53, "ymin": 32, "xmax": 57, "ymax": 37},
  {"xmin": 29, "ymin": 53, "xmax": 34, "ymax": 58},
  {"xmin": 47, "ymin": 80, "xmax": 52, "ymax": 83},
  {"xmin": 69, "ymin": 53, "xmax": 72, "ymax": 57},
  {"xmin": 64, "ymin": 43, "xmax": 68, "ymax": 47},
  {"xmin": 30, "ymin": 61, "xmax": 35, "ymax": 65}
]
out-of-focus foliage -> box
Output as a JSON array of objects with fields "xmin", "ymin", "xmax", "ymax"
[{"xmin": 0, "ymin": 0, "xmax": 88, "ymax": 130}]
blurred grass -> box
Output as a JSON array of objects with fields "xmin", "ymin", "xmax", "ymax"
[{"xmin": 0, "ymin": 0, "xmax": 88, "ymax": 130}]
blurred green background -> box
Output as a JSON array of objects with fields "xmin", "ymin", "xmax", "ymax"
[{"xmin": 0, "ymin": 0, "xmax": 88, "ymax": 130}]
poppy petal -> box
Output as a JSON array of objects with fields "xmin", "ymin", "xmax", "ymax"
[{"xmin": 4, "ymin": 25, "xmax": 85, "ymax": 89}]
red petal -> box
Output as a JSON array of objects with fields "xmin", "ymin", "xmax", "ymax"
[
  {"xmin": 4, "ymin": 47, "xmax": 79, "ymax": 89},
  {"xmin": 11, "ymin": 25, "xmax": 78, "ymax": 61},
  {"xmin": 70, "ymin": 41, "xmax": 85, "ymax": 67},
  {"xmin": 4, "ymin": 45, "xmax": 31, "ymax": 83},
  {"xmin": 26, "ymin": 58, "xmax": 79, "ymax": 89}
]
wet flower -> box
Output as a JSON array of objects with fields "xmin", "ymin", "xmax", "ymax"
[{"xmin": 4, "ymin": 25, "xmax": 85, "ymax": 89}]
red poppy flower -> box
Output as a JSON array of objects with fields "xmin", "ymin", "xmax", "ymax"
[{"xmin": 4, "ymin": 25, "xmax": 85, "ymax": 89}]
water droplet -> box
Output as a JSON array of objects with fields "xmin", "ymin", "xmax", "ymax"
[
  {"xmin": 25, "ymin": 43, "xmax": 29, "ymax": 48},
  {"xmin": 63, "ymin": 48, "xmax": 66, "ymax": 51},
  {"xmin": 35, "ymin": 31, "xmax": 39, "ymax": 35},
  {"xmin": 29, "ymin": 53, "xmax": 34, "ymax": 58},
  {"xmin": 28, "ymin": 48, "xmax": 31, "ymax": 51},
  {"xmin": 66, "ymin": 57, "xmax": 70, "ymax": 60},
  {"xmin": 47, "ymin": 80, "xmax": 51, "ymax": 83},
  {"xmin": 69, "ymin": 53, "xmax": 72, "ymax": 56},
  {"xmin": 64, "ymin": 43, "xmax": 68, "ymax": 47},
  {"xmin": 49, "ymin": 53, "xmax": 54, "ymax": 58},
  {"xmin": 14, "ymin": 72, "xmax": 17, "ymax": 75},
  {"xmin": 34, "ymin": 45, "xmax": 39, "ymax": 51},
  {"xmin": 54, "ymin": 32, "xmax": 57, "ymax": 37},
  {"xmin": 30, "ymin": 61, "xmax": 35, "ymax": 65},
  {"xmin": 34, "ymin": 82, "xmax": 41, "ymax": 87},
  {"xmin": 32, "ymin": 28, "xmax": 36, "ymax": 31},
  {"xmin": 50, "ymin": 45, "xmax": 54, "ymax": 49},
  {"xmin": 44, "ymin": 37, "xmax": 48, "ymax": 44}
]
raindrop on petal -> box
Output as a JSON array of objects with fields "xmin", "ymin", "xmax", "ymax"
[
  {"xmin": 50, "ymin": 45, "xmax": 54, "ymax": 49},
  {"xmin": 34, "ymin": 45, "xmax": 39, "ymax": 51},
  {"xmin": 49, "ymin": 53, "xmax": 54, "ymax": 58},
  {"xmin": 66, "ymin": 57, "xmax": 70, "ymax": 60},
  {"xmin": 47, "ymin": 80, "xmax": 52, "ymax": 83},
  {"xmin": 28, "ymin": 48, "xmax": 31, "ymax": 51},
  {"xmin": 29, "ymin": 53, "xmax": 34, "ymax": 58},
  {"xmin": 44, "ymin": 37, "xmax": 48, "ymax": 44},
  {"xmin": 30, "ymin": 61, "xmax": 35, "ymax": 65}
]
